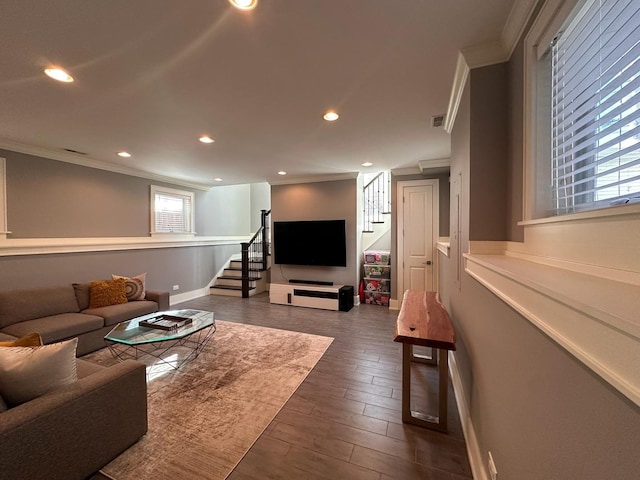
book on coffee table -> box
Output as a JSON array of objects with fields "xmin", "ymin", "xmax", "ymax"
[{"xmin": 139, "ymin": 314, "xmax": 193, "ymax": 331}]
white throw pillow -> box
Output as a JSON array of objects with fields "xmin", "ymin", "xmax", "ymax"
[{"xmin": 0, "ymin": 338, "xmax": 78, "ymax": 407}]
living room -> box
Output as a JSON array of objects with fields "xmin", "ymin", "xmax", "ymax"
[{"xmin": 1, "ymin": 1, "xmax": 639, "ymax": 479}]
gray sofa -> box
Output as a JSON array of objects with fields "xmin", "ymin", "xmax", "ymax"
[
  {"xmin": 0, "ymin": 282, "xmax": 170, "ymax": 479},
  {"xmin": 0, "ymin": 358, "xmax": 148, "ymax": 480},
  {"xmin": 0, "ymin": 283, "xmax": 170, "ymax": 356}
]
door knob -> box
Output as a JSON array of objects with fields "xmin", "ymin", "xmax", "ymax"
[{"xmin": 423, "ymin": 260, "xmax": 432, "ymax": 265}]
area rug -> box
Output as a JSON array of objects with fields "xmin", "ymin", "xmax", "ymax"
[{"xmin": 83, "ymin": 320, "xmax": 333, "ymax": 480}]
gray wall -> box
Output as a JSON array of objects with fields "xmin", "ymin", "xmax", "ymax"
[
  {"xmin": 440, "ymin": 48, "xmax": 640, "ymax": 480},
  {"xmin": 0, "ymin": 149, "xmax": 258, "ymax": 294},
  {"xmin": 249, "ymin": 183, "xmax": 271, "ymax": 233},
  {"xmin": 270, "ymin": 179, "xmax": 358, "ymax": 288}
]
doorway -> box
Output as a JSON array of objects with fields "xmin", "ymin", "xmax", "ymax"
[{"xmin": 396, "ymin": 179, "xmax": 439, "ymax": 303}]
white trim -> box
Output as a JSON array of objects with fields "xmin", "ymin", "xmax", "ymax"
[
  {"xmin": 0, "ymin": 235, "xmax": 250, "ymax": 257},
  {"xmin": 444, "ymin": 53, "xmax": 470, "ymax": 134},
  {"xmin": 0, "ymin": 157, "xmax": 7, "ymax": 240},
  {"xmin": 389, "ymin": 299, "xmax": 400, "ymax": 311},
  {"xmin": 436, "ymin": 239, "xmax": 450, "ymax": 257},
  {"xmin": 449, "ymin": 351, "xmax": 489, "ymax": 480},
  {"xmin": 464, "ymin": 252, "xmax": 640, "ymax": 406},
  {"xmin": 396, "ymin": 179, "xmax": 440, "ymax": 300},
  {"xmin": 0, "ymin": 139, "xmax": 213, "ymax": 191},
  {"xmin": 418, "ymin": 158, "xmax": 450, "ymax": 172},
  {"xmin": 269, "ymin": 172, "xmax": 358, "ymax": 186},
  {"xmin": 390, "ymin": 166, "xmax": 421, "ymax": 176},
  {"xmin": 169, "ymin": 287, "xmax": 210, "ymax": 306},
  {"xmin": 500, "ymin": 0, "xmax": 539, "ymax": 59},
  {"xmin": 444, "ymin": 0, "xmax": 538, "ymax": 134},
  {"xmin": 150, "ymin": 185, "xmax": 196, "ymax": 235},
  {"xmin": 461, "ymin": 40, "xmax": 508, "ymax": 69},
  {"xmin": 518, "ymin": 202, "xmax": 640, "ymax": 226}
]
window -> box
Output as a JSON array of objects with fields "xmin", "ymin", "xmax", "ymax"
[
  {"xmin": 150, "ymin": 186, "xmax": 195, "ymax": 235},
  {"xmin": 526, "ymin": 0, "xmax": 640, "ymax": 218}
]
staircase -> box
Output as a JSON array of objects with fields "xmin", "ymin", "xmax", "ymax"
[
  {"xmin": 363, "ymin": 171, "xmax": 391, "ymax": 232},
  {"xmin": 210, "ymin": 209, "xmax": 271, "ymax": 298},
  {"xmin": 363, "ymin": 172, "xmax": 391, "ymax": 250}
]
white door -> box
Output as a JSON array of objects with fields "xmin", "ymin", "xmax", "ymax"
[{"xmin": 397, "ymin": 180, "xmax": 439, "ymax": 296}]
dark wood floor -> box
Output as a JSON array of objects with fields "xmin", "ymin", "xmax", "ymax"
[{"xmin": 176, "ymin": 293, "xmax": 472, "ymax": 480}]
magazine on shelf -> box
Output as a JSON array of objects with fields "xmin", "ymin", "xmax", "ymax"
[{"xmin": 139, "ymin": 314, "xmax": 193, "ymax": 331}]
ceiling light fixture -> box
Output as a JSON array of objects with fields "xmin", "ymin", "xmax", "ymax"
[
  {"xmin": 278, "ymin": 171, "xmax": 287, "ymax": 176},
  {"xmin": 44, "ymin": 67, "xmax": 74, "ymax": 83},
  {"xmin": 214, "ymin": 178, "xmax": 223, "ymax": 182},
  {"xmin": 199, "ymin": 135, "xmax": 215, "ymax": 144},
  {"xmin": 117, "ymin": 151, "xmax": 131, "ymax": 158},
  {"xmin": 323, "ymin": 111, "xmax": 339, "ymax": 122},
  {"xmin": 229, "ymin": 0, "xmax": 258, "ymax": 10},
  {"xmin": 361, "ymin": 162, "xmax": 373, "ymax": 167}
]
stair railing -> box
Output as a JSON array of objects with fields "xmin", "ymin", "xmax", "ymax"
[
  {"xmin": 363, "ymin": 171, "xmax": 391, "ymax": 232},
  {"xmin": 240, "ymin": 209, "xmax": 271, "ymax": 298}
]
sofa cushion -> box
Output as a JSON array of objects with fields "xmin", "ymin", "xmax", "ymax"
[
  {"xmin": 0, "ymin": 285, "xmax": 80, "ymax": 329},
  {"xmin": 89, "ymin": 279, "xmax": 128, "ymax": 309},
  {"xmin": 0, "ymin": 332, "xmax": 43, "ymax": 347},
  {"xmin": 82, "ymin": 300, "xmax": 158, "ymax": 327},
  {"xmin": 72, "ymin": 282, "xmax": 91, "ymax": 310},
  {"xmin": 0, "ymin": 338, "xmax": 78, "ymax": 407},
  {"xmin": 1, "ymin": 313, "xmax": 104, "ymax": 344},
  {"xmin": 112, "ymin": 273, "xmax": 147, "ymax": 300},
  {"xmin": 76, "ymin": 358, "xmax": 106, "ymax": 379}
]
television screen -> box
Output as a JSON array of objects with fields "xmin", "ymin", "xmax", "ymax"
[{"xmin": 273, "ymin": 220, "xmax": 347, "ymax": 267}]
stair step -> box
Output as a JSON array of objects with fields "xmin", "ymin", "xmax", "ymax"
[
  {"xmin": 362, "ymin": 230, "xmax": 374, "ymax": 233},
  {"xmin": 218, "ymin": 275, "xmax": 261, "ymax": 281},
  {"xmin": 372, "ymin": 221, "xmax": 385, "ymax": 224},
  {"xmin": 210, "ymin": 285, "xmax": 256, "ymax": 291},
  {"xmin": 225, "ymin": 267, "xmax": 265, "ymax": 272}
]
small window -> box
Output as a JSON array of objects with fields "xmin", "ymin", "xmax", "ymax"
[
  {"xmin": 150, "ymin": 186, "xmax": 195, "ymax": 234},
  {"xmin": 527, "ymin": 0, "xmax": 640, "ymax": 218},
  {"xmin": 550, "ymin": 0, "xmax": 640, "ymax": 214}
]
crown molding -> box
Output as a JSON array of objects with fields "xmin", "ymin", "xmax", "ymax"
[
  {"xmin": 0, "ymin": 139, "xmax": 214, "ymax": 191},
  {"xmin": 269, "ymin": 172, "xmax": 359, "ymax": 186},
  {"xmin": 445, "ymin": 0, "xmax": 539, "ymax": 133},
  {"xmin": 390, "ymin": 166, "xmax": 421, "ymax": 176},
  {"xmin": 418, "ymin": 158, "xmax": 450, "ymax": 172}
]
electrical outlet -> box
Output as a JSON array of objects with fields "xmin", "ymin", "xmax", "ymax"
[
  {"xmin": 172, "ymin": 285, "xmax": 179, "ymax": 291},
  {"xmin": 488, "ymin": 451, "xmax": 498, "ymax": 480}
]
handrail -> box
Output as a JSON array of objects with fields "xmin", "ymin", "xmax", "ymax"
[
  {"xmin": 240, "ymin": 209, "xmax": 271, "ymax": 298},
  {"xmin": 363, "ymin": 171, "xmax": 390, "ymax": 232}
]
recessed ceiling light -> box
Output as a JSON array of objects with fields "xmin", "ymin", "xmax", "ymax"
[
  {"xmin": 278, "ymin": 171, "xmax": 287, "ymax": 176},
  {"xmin": 229, "ymin": 0, "xmax": 258, "ymax": 10},
  {"xmin": 214, "ymin": 178, "xmax": 223, "ymax": 182},
  {"xmin": 44, "ymin": 67, "xmax": 74, "ymax": 83},
  {"xmin": 117, "ymin": 151, "xmax": 131, "ymax": 158},
  {"xmin": 361, "ymin": 162, "xmax": 373, "ymax": 167},
  {"xmin": 199, "ymin": 135, "xmax": 215, "ymax": 144},
  {"xmin": 323, "ymin": 111, "xmax": 339, "ymax": 122}
]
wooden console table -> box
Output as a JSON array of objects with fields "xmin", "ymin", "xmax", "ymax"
[{"xmin": 394, "ymin": 290, "xmax": 456, "ymax": 432}]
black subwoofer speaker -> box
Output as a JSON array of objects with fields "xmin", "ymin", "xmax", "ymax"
[{"xmin": 338, "ymin": 285, "xmax": 354, "ymax": 312}]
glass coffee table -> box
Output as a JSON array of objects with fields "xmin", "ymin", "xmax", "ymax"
[{"xmin": 104, "ymin": 309, "xmax": 215, "ymax": 370}]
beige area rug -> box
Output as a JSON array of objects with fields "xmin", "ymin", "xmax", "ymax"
[{"xmin": 83, "ymin": 320, "xmax": 333, "ymax": 480}]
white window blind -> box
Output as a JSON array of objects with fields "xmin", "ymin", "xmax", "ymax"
[
  {"xmin": 152, "ymin": 187, "xmax": 194, "ymax": 234},
  {"xmin": 551, "ymin": 0, "xmax": 640, "ymax": 214}
]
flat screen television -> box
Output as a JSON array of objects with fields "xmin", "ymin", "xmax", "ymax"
[{"xmin": 273, "ymin": 220, "xmax": 347, "ymax": 267}]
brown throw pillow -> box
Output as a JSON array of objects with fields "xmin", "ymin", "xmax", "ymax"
[
  {"xmin": 89, "ymin": 278, "xmax": 128, "ymax": 309},
  {"xmin": 0, "ymin": 332, "xmax": 43, "ymax": 347}
]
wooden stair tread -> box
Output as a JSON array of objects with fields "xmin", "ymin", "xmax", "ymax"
[{"xmin": 210, "ymin": 285, "xmax": 256, "ymax": 291}]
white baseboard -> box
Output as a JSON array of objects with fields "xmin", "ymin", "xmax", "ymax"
[
  {"xmin": 449, "ymin": 351, "xmax": 487, "ymax": 480},
  {"xmin": 169, "ymin": 288, "xmax": 209, "ymax": 306}
]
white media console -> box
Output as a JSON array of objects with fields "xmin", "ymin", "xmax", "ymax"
[{"xmin": 270, "ymin": 283, "xmax": 354, "ymax": 311}]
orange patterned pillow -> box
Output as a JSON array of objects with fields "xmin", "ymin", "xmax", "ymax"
[{"xmin": 89, "ymin": 278, "xmax": 128, "ymax": 309}]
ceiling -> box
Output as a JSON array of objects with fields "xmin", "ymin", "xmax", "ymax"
[{"xmin": 0, "ymin": 0, "xmax": 517, "ymax": 189}]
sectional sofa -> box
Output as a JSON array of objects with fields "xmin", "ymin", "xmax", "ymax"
[
  {"xmin": 0, "ymin": 282, "xmax": 170, "ymax": 356},
  {"xmin": 0, "ymin": 281, "xmax": 171, "ymax": 479}
]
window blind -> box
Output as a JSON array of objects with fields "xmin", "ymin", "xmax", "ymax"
[
  {"xmin": 154, "ymin": 192, "xmax": 192, "ymax": 233},
  {"xmin": 551, "ymin": 0, "xmax": 640, "ymax": 214}
]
